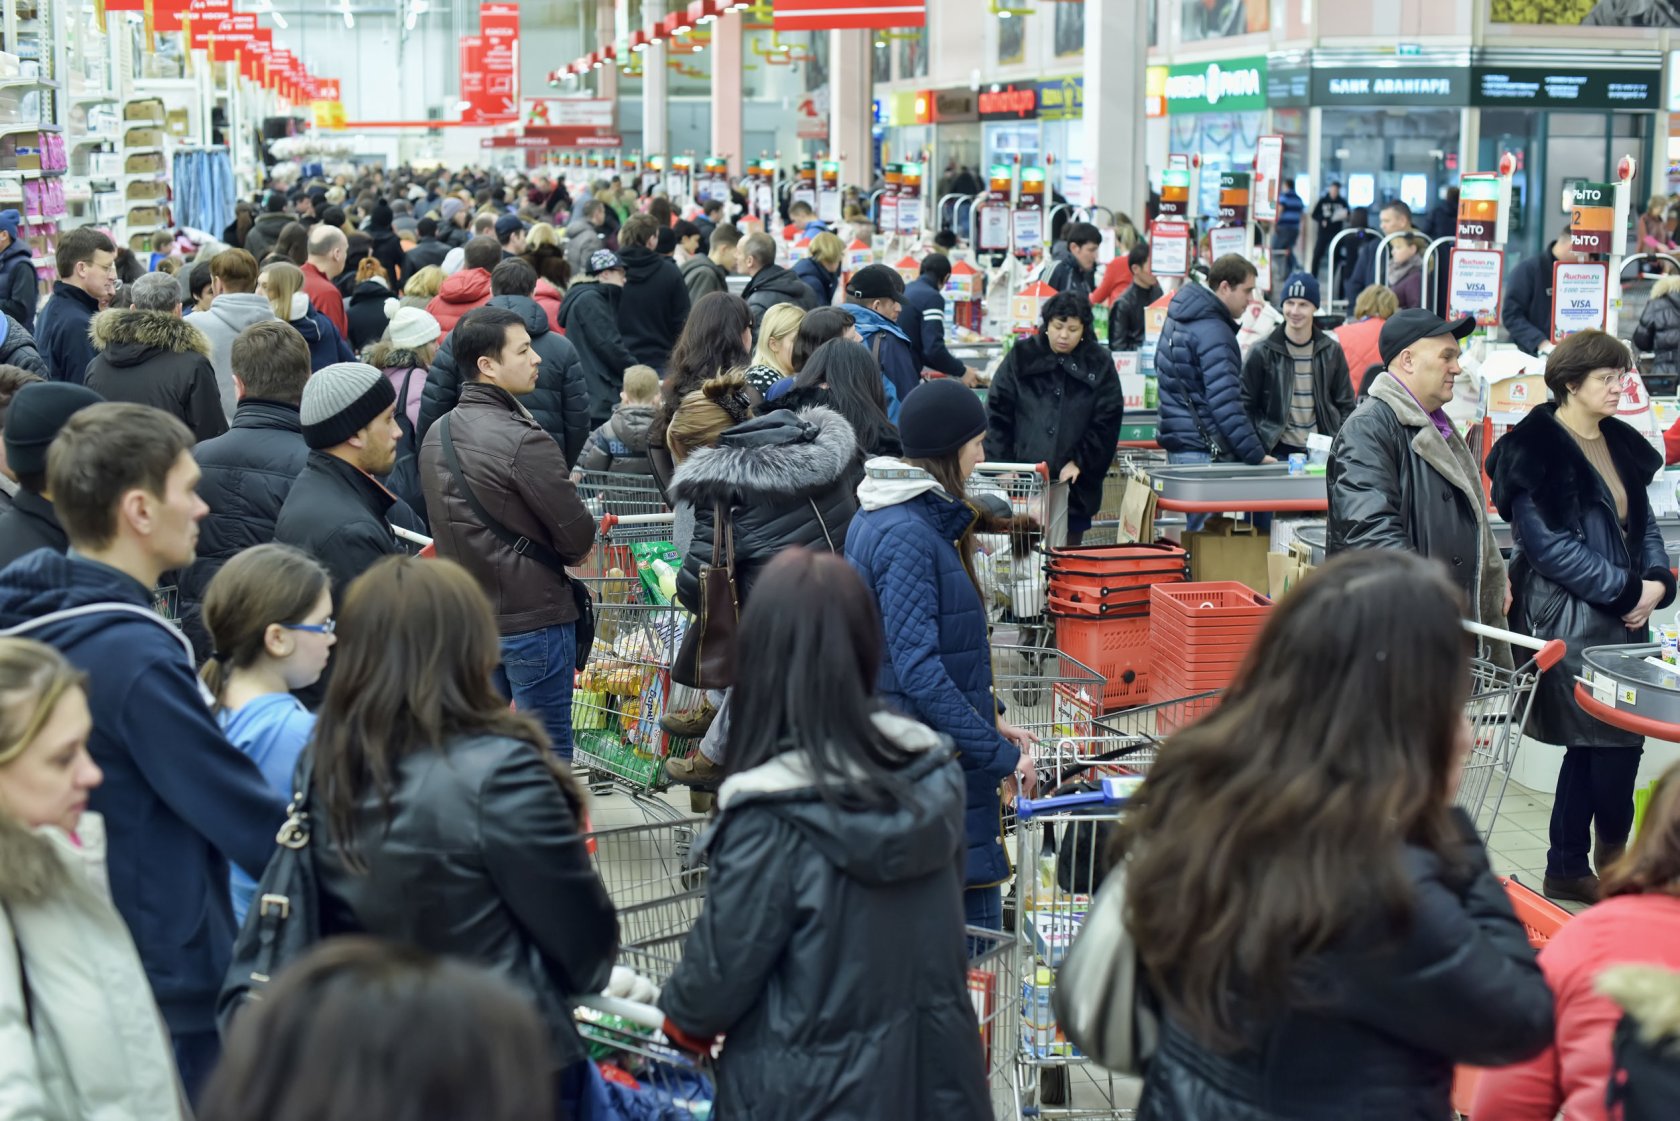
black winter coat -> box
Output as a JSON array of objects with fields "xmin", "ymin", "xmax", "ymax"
[
  {"xmin": 1155, "ymin": 283, "xmax": 1265, "ymax": 463},
  {"xmin": 616, "ymin": 245, "xmax": 690, "ymax": 368},
  {"xmin": 0, "ymin": 240, "xmax": 36, "ymax": 331},
  {"xmin": 418, "ymin": 294, "xmax": 590, "ymax": 468},
  {"xmin": 345, "ymin": 281, "xmax": 395, "ymax": 353},
  {"xmin": 0, "ymin": 312, "xmax": 45, "ymax": 375},
  {"xmin": 288, "ymin": 309, "xmax": 355, "ymax": 373},
  {"xmin": 669, "ymin": 407, "xmax": 858, "ymax": 613},
  {"xmin": 33, "ymin": 281, "xmax": 100, "ymax": 384},
  {"xmin": 984, "ymin": 334, "xmax": 1125, "ymax": 519},
  {"xmin": 1501, "ymin": 244, "xmax": 1560, "ymax": 358},
  {"xmin": 366, "ymin": 226, "xmax": 406, "ymax": 285},
  {"xmin": 1239, "ymin": 323, "xmax": 1356, "ymax": 454},
  {"xmin": 1137, "ymin": 810, "xmax": 1554, "ymax": 1121},
  {"xmin": 273, "ymin": 450, "xmax": 423, "ymax": 606},
  {"xmin": 315, "ymin": 733, "xmax": 617, "ymax": 1070},
  {"xmin": 1109, "ymin": 280, "xmax": 1163, "ymax": 351},
  {"xmin": 1488, "ymin": 405, "xmax": 1675, "ymax": 746},
  {"xmin": 793, "ymin": 255, "xmax": 839, "ymax": 307},
  {"xmin": 0, "ymin": 489, "xmax": 65, "ymax": 570},
  {"xmin": 660, "ymin": 714, "xmax": 990, "ymax": 1121},
  {"xmin": 180, "ymin": 399, "xmax": 310, "ymax": 660},
  {"xmin": 241, "ymin": 212, "xmax": 291, "ymax": 262},
  {"xmin": 401, "ymin": 236, "xmax": 450, "ymax": 279},
  {"xmin": 558, "ymin": 279, "xmax": 641, "ymax": 426},
  {"xmin": 82, "ymin": 309, "xmax": 227, "ymax": 442},
  {"xmin": 1633, "ymin": 281, "xmax": 1680, "ymax": 375},
  {"xmin": 743, "ymin": 264, "xmax": 819, "ymax": 335}
]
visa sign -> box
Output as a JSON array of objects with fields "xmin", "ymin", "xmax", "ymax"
[{"xmin": 1164, "ymin": 56, "xmax": 1267, "ymax": 114}]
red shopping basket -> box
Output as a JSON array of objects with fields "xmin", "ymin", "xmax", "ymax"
[{"xmin": 1052, "ymin": 611, "xmax": 1153, "ymax": 710}]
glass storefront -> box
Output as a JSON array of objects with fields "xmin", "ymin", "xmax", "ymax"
[{"xmin": 1320, "ymin": 107, "xmax": 1461, "ymax": 229}]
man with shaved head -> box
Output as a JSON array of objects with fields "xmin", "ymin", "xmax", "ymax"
[{"xmin": 303, "ymin": 223, "xmax": 350, "ymax": 338}]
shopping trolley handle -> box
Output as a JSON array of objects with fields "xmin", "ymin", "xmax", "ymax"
[
  {"xmin": 390, "ymin": 524, "xmax": 433, "ymax": 549},
  {"xmin": 976, "ymin": 460, "xmax": 1050, "ymax": 479},
  {"xmin": 1016, "ymin": 775, "xmax": 1143, "ymax": 820},
  {"xmin": 1461, "ymin": 620, "xmax": 1567, "ymax": 673}
]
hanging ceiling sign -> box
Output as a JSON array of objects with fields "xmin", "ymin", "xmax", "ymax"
[{"xmin": 772, "ymin": 0, "xmax": 926, "ymax": 31}]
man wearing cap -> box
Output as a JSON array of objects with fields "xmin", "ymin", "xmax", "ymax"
[
  {"xmin": 1328, "ymin": 309, "xmax": 1510, "ymax": 634},
  {"xmin": 1240, "ymin": 271, "xmax": 1355, "ymax": 462},
  {"xmin": 0, "ymin": 208, "xmax": 36, "ymax": 331},
  {"xmin": 559, "ymin": 249, "xmax": 643, "ymax": 429},
  {"xmin": 496, "ymin": 213, "xmax": 529, "ymax": 259},
  {"xmin": 0, "ymin": 381, "xmax": 103, "ymax": 568},
  {"xmin": 274, "ymin": 361, "xmax": 422, "ymax": 607},
  {"xmin": 845, "ymin": 262, "xmax": 921, "ymax": 410}
]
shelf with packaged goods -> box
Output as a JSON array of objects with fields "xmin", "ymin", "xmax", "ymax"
[
  {"xmin": 121, "ymin": 146, "xmax": 163, "ymax": 157},
  {"xmin": 70, "ymin": 93, "xmax": 118, "ymax": 106},
  {"xmin": 0, "ymin": 78, "xmax": 62, "ymax": 92},
  {"xmin": 69, "ymin": 134, "xmax": 116, "ymax": 149},
  {"xmin": 0, "ymin": 124, "xmax": 60, "ymax": 139}
]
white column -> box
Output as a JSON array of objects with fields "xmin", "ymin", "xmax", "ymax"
[
  {"xmin": 710, "ymin": 8, "xmax": 744, "ymax": 172},
  {"xmin": 830, "ymin": 29, "xmax": 874, "ymax": 192},
  {"xmin": 1081, "ymin": 0, "xmax": 1148, "ymax": 220},
  {"xmin": 642, "ymin": 0, "xmax": 668, "ymax": 163}
]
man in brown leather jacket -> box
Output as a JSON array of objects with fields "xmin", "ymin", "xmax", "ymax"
[{"xmin": 420, "ymin": 304, "xmax": 596, "ymax": 758}]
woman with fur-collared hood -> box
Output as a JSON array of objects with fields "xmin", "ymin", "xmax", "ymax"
[{"xmin": 0, "ymin": 637, "xmax": 189, "ymax": 1120}]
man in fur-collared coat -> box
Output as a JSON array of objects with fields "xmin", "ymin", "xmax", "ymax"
[{"xmin": 83, "ymin": 274, "xmax": 227, "ymax": 442}]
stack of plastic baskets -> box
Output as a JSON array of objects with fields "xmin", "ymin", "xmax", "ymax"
[
  {"xmin": 1046, "ymin": 543, "xmax": 1187, "ymax": 710},
  {"xmin": 1148, "ymin": 581, "xmax": 1273, "ymax": 731}
]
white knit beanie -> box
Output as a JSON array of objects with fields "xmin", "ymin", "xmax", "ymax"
[{"xmin": 384, "ymin": 298, "xmax": 441, "ymax": 349}]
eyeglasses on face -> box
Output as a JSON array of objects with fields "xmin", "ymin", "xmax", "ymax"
[
  {"xmin": 282, "ymin": 619, "xmax": 336, "ymax": 635},
  {"xmin": 1585, "ymin": 371, "xmax": 1627, "ymax": 387}
]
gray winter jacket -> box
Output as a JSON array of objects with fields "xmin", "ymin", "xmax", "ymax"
[
  {"xmin": 191, "ymin": 293, "xmax": 279, "ymax": 420},
  {"xmin": 564, "ymin": 213, "xmax": 606, "ymax": 277}
]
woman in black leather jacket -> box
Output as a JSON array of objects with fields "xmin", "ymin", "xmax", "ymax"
[
  {"xmin": 1488, "ymin": 328, "xmax": 1676, "ymax": 905},
  {"xmin": 310, "ymin": 555, "xmax": 618, "ymax": 1111},
  {"xmin": 1117, "ymin": 551, "xmax": 1553, "ymax": 1121}
]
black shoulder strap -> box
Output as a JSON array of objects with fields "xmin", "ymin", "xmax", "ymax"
[
  {"xmin": 438, "ymin": 413, "xmax": 570, "ymax": 577},
  {"xmin": 4, "ymin": 906, "xmax": 30, "ymax": 1029}
]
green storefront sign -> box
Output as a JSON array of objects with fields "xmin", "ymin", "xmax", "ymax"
[{"xmin": 1164, "ymin": 55, "xmax": 1268, "ymax": 115}]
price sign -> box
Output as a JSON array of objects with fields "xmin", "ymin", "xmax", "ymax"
[
  {"xmin": 1252, "ymin": 136, "xmax": 1283, "ymax": 221},
  {"xmin": 1447, "ymin": 248, "xmax": 1503, "ymax": 326},
  {"xmin": 818, "ymin": 159, "xmax": 842, "ymax": 225},
  {"xmin": 1208, "ymin": 223, "xmax": 1248, "ymax": 261},
  {"xmin": 1551, "ymin": 260, "xmax": 1610, "ymax": 341},
  {"xmin": 1456, "ymin": 173, "xmax": 1502, "ymax": 244},
  {"xmin": 1150, "ymin": 220, "xmax": 1191, "ymax": 277},
  {"xmin": 1570, "ymin": 181, "xmax": 1617, "ymax": 256}
]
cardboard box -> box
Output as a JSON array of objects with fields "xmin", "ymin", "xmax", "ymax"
[
  {"xmin": 1185, "ymin": 517, "xmax": 1271, "ymax": 590},
  {"xmin": 123, "ymin": 98, "xmax": 165, "ymax": 122},
  {"xmin": 123, "ymin": 127, "xmax": 164, "ymax": 149}
]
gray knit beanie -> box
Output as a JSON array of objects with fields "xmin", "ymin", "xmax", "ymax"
[{"xmin": 300, "ymin": 362, "xmax": 397, "ymax": 450}]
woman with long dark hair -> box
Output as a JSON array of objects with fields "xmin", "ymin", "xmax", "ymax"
[
  {"xmin": 845, "ymin": 379, "xmax": 1038, "ymax": 931},
  {"xmin": 648, "ymin": 290, "xmax": 752, "ymax": 489},
  {"xmin": 769, "ymin": 337, "xmax": 901, "ymax": 469},
  {"xmin": 1120, "ymin": 551, "xmax": 1553, "ymax": 1120},
  {"xmin": 659, "ymin": 550, "xmax": 990, "ymax": 1118},
  {"xmin": 310, "ymin": 556, "xmax": 617, "ymax": 1115}
]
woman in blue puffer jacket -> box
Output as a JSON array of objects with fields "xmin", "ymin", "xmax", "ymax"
[{"xmin": 845, "ymin": 378, "xmax": 1038, "ymax": 932}]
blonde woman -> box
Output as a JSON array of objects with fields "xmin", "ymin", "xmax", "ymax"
[
  {"xmin": 522, "ymin": 222, "xmax": 570, "ymax": 330},
  {"xmin": 743, "ymin": 302, "xmax": 806, "ymax": 398},
  {"xmin": 794, "ymin": 231, "xmax": 844, "ymax": 307},
  {"xmin": 259, "ymin": 262, "xmax": 354, "ymax": 372},
  {"xmin": 0, "ymin": 637, "xmax": 188, "ymax": 1119},
  {"xmin": 401, "ymin": 264, "xmax": 445, "ymax": 310}
]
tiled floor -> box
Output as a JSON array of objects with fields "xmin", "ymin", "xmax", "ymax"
[{"xmin": 1483, "ymin": 779, "xmax": 1591, "ymax": 914}]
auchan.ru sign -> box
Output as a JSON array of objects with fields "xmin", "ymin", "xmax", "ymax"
[
  {"xmin": 978, "ymin": 84, "xmax": 1038, "ymax": 120},
  {"xmin": 1164, "ymin": 56, "xmax": 1267, "ymax": 114}
]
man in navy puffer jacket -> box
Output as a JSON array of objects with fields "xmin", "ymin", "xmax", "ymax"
[{"xmin": 1156, "ymin": 254, "xmax": 1272, "ymax": 469}]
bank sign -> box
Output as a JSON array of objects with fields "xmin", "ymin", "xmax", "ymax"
[{"xmin": 1164, "ymin": 56, "xmax": 1268, "ymax": 114}]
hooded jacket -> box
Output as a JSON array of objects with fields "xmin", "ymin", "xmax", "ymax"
[
  {"xmin": 793, "ymin": 255, "xmax": 840, "ymax": 307},
  {"xmin": 681, "ymin": 253, "xmax": 728, "ymax": 303},
  {"xmin": 1328, "ymin": 370, "xmax": 1510, "ymax": 642},
  {"xmin": 401, "ymin": 236, "xmax": 449, "ymax": 278},
  {"xmin": 0, "ymin": 550, "xmax": 285, "ymax": 1034},
  {"xmin": 0, "ymin": 813, "xmax": 189, "ymax": 1121},
  {"xmin": 1633, "ymin": 275, "xmax": 1680, "ymax": 375},
  {"xmin": 0, "ymin": 490, "xmax": 64, "ymax": 570},
  {"xmin": 346, "ymin": 278, "xmax": 395, "ymax": 352},
  {"xmin": 313, "ymin": 732, "xmax": 617, "ymax": 1071},
  {"xmin": 670, "ymin": 407, "xmax": 857, "ymax": 612},
  {"xmin": 616, "ymin": 245, "xmax": 690, "ymax": 369},
  {"xmin": 33, "ymin": 282, "xmax": 102, "ymax": 385},
  {"xmin": 241, "ymin": 210, "xmax": 292, "ymax": 261},
  {"xmin": 743, "ymin": 263, "xmax": 819, "ymax": 335},
  {"xmin": 192, "ymin": 292, "xmax": 279, "ymax": 420},
  {"xmin": 984, "ymin": 332, "xmax": 1126, "ymax": 519},
  {"xmin": 285, "ymin": 292, "xmax": 355, "ymax": 372},
  {"xmin": 844, "ymin": 459, "xmax": 1018, "ymax": 887},
  {"xmin": 563, "ymin": 213, "xmax": 606, "ymax": 277},
  {"xmin": 273, "ymin": 450, "xmax": 421, "ymax": 605},
  {"xmin": 425, "ymin": 267, "xmax": 492, "ymax": 334},
  {"xmin": 417, "ymin": 294, "xmax": 590, "ymax": 468},
  {"xmin": 1488, "ymin": 405, "xmax": 1674, "ymax": 747},
  {"xmin": 659, "ymin": 713, "xmax": 991, "ymax": 1121},
  {"xmin": 558, "ymin": 278, "xmax": 641, "ymax": 426},
  {"xmin": 365, "ymin": 215, "xmax": 406, "ymax": 286},
  {"xmin": 1239, "ymin": 322, "xmax": 1357, "ymax": 454},
  {"xmin": 576, "ymin": 403, "xmax": 656, "ymax": 477},
  {"xmin": 1137, "ymin": 810, "xmax": 1554, "ymax": 1121},
  {"xmin": 83, "ymin": 308, "xmax": 227, "ymax": 441},
  {"xmin": 845, "ymin": 302, "xmax": 919, "ymax": 411},
  {"xmin": 0, "ymin": 235, "xmax": 36, "ymax": 331},
  {"xmin": 0, "ymin": 312, "xmax": 45, "ymax": 375},
  {"xmin": 1156, "ymin": 282, "xmax": 1266, "ymax": 463},
  {"xmin": 532, "ymin": 277, "xmax": 564, "ymax": 334}
]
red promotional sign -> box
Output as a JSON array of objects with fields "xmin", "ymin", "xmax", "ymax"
[
  {"xmin": 186, "ymin": 0, "xmax": 233, "ymax": 50},
  {"xmin": 240, "ymin": 31, "xmax": 273, "ymax": 83},
  {"xmin": 317, "ymin": 78, "xmax": 341, "ymax": 102},
  {"xmin": 151, "ymin": 0, "xmax": 193, "ymax": 33},
  {"xmin": 210, "ymin": 13, "xmax": 255, "ymax": 63},
  {"xmin": 463, "ymin": 3, "xmax": 519, "ymax": 123},
  {"xmin": 524, "ymin": 127, "xmax": 627, "ymax": 148},
  {"xmin": 460, "ymin": 36, "xmax": 488, "ymax": 120},
  {"xmin": 772, "ymin": 0, "xmax": 924, "ymax": 30}
]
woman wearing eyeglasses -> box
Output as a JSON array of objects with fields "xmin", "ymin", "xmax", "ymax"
[
  {"xmin": 198, "ymin": 544, "xmax": 335, "ymax": 926},
  {"xmin": 1488, "ymin": 328, "xmax": 1676, "ymax": 906}
]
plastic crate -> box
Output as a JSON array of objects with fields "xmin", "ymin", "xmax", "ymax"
[
  {"xmin": 1150, "ymin": 582, "xmax": 1272, "ymax": 624},
  {"xmin": 1053, "ymin": 612, "xmax": 1153, "ymax": 710},
  {"xmin": 1047, "ymin": 542, "xmax": 1187, "ymax": 569},
  {"xmin": 1048, "ymin": 589, "xmax": 1152, "ymax": 616}
]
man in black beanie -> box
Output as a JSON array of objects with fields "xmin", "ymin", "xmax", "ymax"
[{"xmin": 0, "ymin": 381, "xmax": 103, "ymax": 568}]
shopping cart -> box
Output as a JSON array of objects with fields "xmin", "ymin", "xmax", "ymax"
[
  {"xmin": 575, "ymin": 469, "xmax": 670, "ymax": 518},
  {"xmin": 971, "ymin": 462, "xmax": 1068, "ymax": 647},
  {"xmin": 1460, "ymin": 621, "xmax": 1567, "ymax": 835},
  {"xmin": 571, "ymin": 514, "xmax": 710, "ymax": 823}
]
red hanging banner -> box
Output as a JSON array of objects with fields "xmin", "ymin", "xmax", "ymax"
[
  {"xmin": 464, "ymin": 3, "xmax": 520, "ymax": 123},
  {"xmin": 186, "ymin": 0, "xmax": 232, "ymax": 50},
  {"xmin": 210, "ymin": 13, "xmax": 255, "ymax": 63},
  {"xmin": 772, "ymin": 0, "xmax": 925, "ymax": 31}
]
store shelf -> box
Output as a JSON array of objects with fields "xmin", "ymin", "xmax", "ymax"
[
  {"xmin": 0, "ymin": 168, "xmax": 68, "ymax": 178},
  {"xmin": 122, "ymin": 146, "xmax": 163, "ymax": 156},
  {"xmin": 69, "ymin": 134, "xmax": 115, "ymax": 148},
  {"xmin": 0, "ymin": 124, "xmax": 59, "ymax": 139},
  {"xmin": 24, "ymin": 213, "xmax": 67, "ymax": 223},
  {"xmin": 70, "ymin": 92, "xmax": 118, "ymax": 105},
  {"xmin": 0, "ymin": 78, "xmax": 62, "ymax": 92},
  {"xmin": 121, "ymin": 121, "xmax": 164, "ymax": 131}
]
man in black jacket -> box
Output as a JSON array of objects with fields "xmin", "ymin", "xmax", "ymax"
[
  {"xmin": 34, "ymin": 227, "xmax": 117, "ymax": 384},
  {"xmin": 0, "ymin": 209, "xmax": 37, "ymax": 331},
  {"xmin": 241, "ymin": 191, "xmax": 293, "ymax": 261},
  {"xmin": 901, "ymin": 254, "xmax": 979, "ymax": 386},
  {"xmin": 1327, "ymin": 309, "xmax": 1509, "ymax": 638},
  {"xmin": 0, "ymin": 381, "xmax": 103, "ymax": 568},
  {"xmin": 559, "ymin": 250, "xmax": 642, "ymax": 429},
  {"xmin": 1109, "ymin": 242, "xmax": 1163, "ymax": 351},
  {"xmin": 1046, "ymin": 222, "xmax": 1100, "ymax": 299},
  {"xmin": 402, "ymin": 216, "xmax": 450, "ymax": 278},
  {"xmin": 1503, "ymin": 235, "xmax": 1582, "ymax": 358},
  {"xmin": 178, "ymin": 321, "xmax": 312, "ymax": 658},
  {"xmin": 1310, "ymin": 181, "xmax": 1349, "ymax": 279},
  {"xmin": 418, "ymin": 259, "xmax": 590, "ymax": 467},
  {"xmin": 739, "ymin": 231, "xmax": 819, "ymax": 337},
  {"xmin": 616, "ymin": 212, "xmax": 691, "ymax": 370},
  {"xmin": 1239, "ymin": 272, "xmax": 1355, "ymax": 459},
  {"xmin": 84, "ymin": 273, "xmax": 227, "ymax": 442}
]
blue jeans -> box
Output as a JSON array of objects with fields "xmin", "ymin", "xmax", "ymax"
[
  {"xmin": 1167, "ymin": 449, "xmax": 1213, "ymax": 532},
  {"xmin": 494, "ymin": 623, "xmax": 577, "ymax": 760},
  {"xmin": 1547, "ymin": 744, "xmax": 1642, "ymax": 878}
]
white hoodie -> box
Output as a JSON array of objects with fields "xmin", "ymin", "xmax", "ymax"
[{"xmin": 855, "ymin": 456, "xmax": 949, "ymax": 512}]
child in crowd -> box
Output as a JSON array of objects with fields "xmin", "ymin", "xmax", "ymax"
[
  {"xmin": 199, "ymin": 543, "xmax": 336, "ymax": 925},
  {"xmin": 574, "ymin": 363, "xmax": 660, "ymax": 479}
]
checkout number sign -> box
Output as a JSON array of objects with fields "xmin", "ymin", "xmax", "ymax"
[
  {"xmin": 1551, "ymin": 260, "xmax": 1610, "ymax": 342},
  {"xmin": 1447, "ymin": 248, "xmax": 1503, "ymax": 327}
]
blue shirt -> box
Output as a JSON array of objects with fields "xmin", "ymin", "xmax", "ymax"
[{"xmin": 221, "ymin": 692, "xmax": 315, "ymax": 925}]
